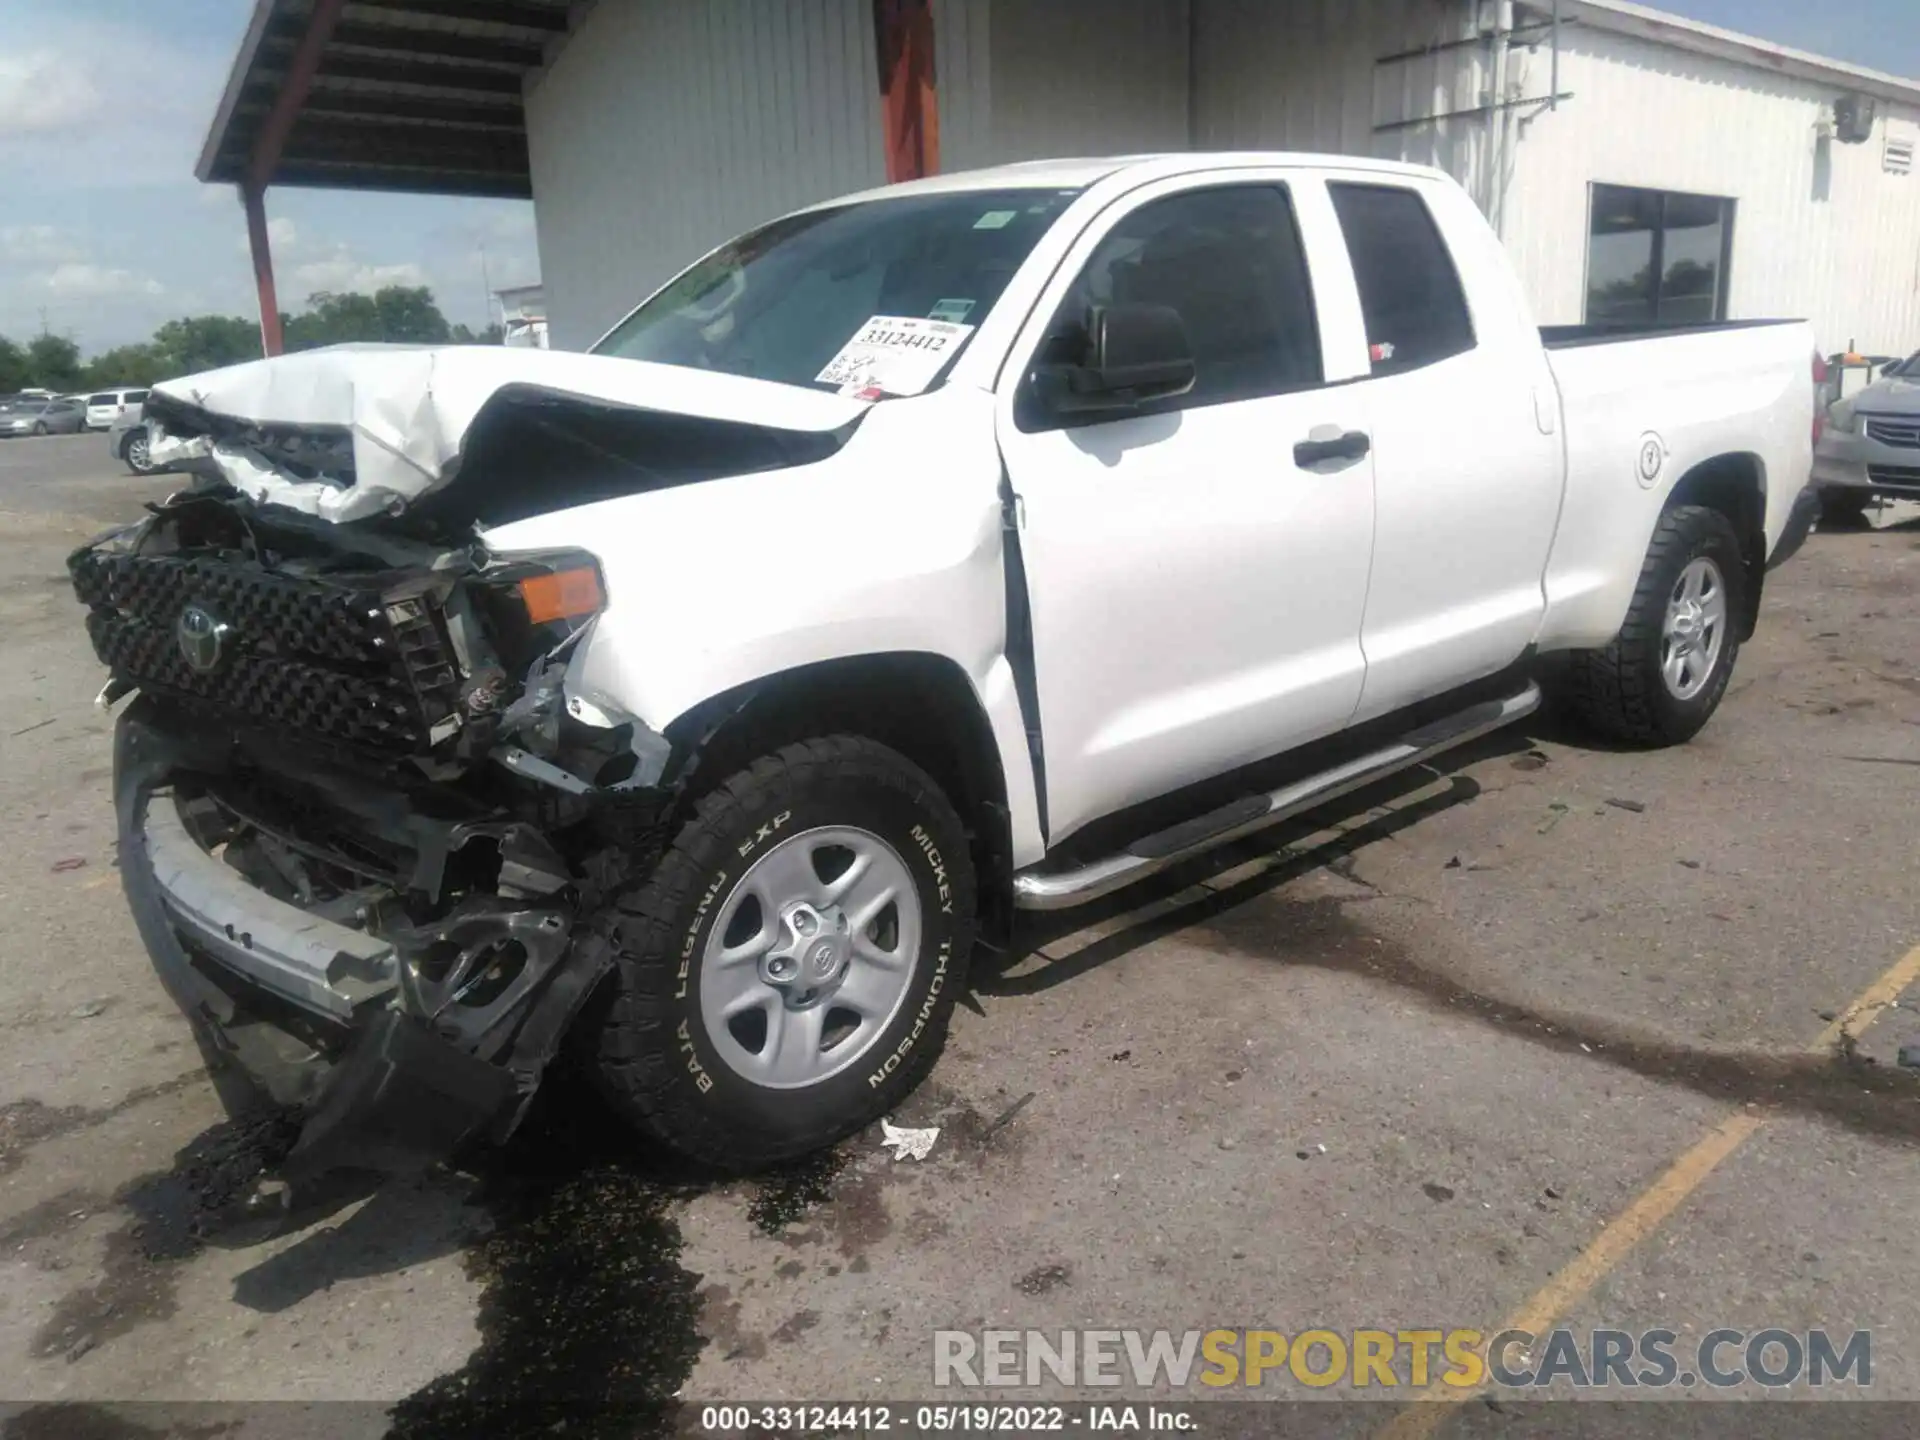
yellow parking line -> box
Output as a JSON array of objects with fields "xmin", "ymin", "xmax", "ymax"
[{"xmin": 1375, "ymin": 940, "xmax": 1920, "ymax": 1440}]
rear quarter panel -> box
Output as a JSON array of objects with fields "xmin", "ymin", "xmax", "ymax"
[{"xmin": 1536, "ymin": 322, "xmax": 1814, "ymax": 652}]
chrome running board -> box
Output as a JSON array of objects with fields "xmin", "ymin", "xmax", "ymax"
[{"xmin": 1011, "ymin": 682, "xmax": 1542, "ymax": 912}]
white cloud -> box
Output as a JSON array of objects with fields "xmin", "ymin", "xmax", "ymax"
[
  {"xmin": 288, "ymin": 247, "xmax": 428, "ymax": 298},
  {"xmin": 237, "ymin": 217, "xmax": 300, "ymax": 255},
  {"xmin": 0, "ymin": 49, "xmax": 104, "ymax": 137},
  {"xmin": 0, "ymin": 224, "xmax": 81, "ymax": 264},
  {"xmin": 41, "ymin": 263, "xmax": 165, "ymax": 299}
]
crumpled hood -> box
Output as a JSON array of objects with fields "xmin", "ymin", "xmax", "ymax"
[{"xmin": 147, "ymin": 343, "xmax": 870, "ymax": 523}]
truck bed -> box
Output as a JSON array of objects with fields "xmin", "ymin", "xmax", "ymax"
[{"xmin": 1541, "ymin": 318, "xmax": 1805, "ymax": 350}]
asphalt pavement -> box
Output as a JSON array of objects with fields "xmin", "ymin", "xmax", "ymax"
[{"xmin": 2, "ymin": 431, "xmax": 1919, "ymax": 1437}]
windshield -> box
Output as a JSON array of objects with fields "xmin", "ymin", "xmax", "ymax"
[
  {"xmin": 593, "ymin": 188, "xmax": 1080, "ymax": 394},
  {"xmin": 1890, "ymin": 351, "xmax": 1920, "ymax": 378}
]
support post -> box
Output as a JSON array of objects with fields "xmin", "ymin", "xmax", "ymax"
[
  {"xmin": 242, "ymin": 184, "xmax": 284, "ymax": 357},
  {"xmin": 873, "ymin": 0, "xmax": 939, "ymax": 182}
]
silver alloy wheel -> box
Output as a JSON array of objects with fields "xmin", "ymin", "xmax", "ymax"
[
  {"xmin": 699, "ymin": 824, "xmax": 922, "ymax": 1089},
  {"xmin": 127, "ymin": 433, "xmax": 150, "ymax": 471},
  {"xmin": 1661, "ymin": 556, "xmax": 1727, "ymax": 701}
]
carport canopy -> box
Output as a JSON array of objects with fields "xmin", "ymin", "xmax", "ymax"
[
  {"xmin": 197, "ymin": 0, "xmax": 579, "ymax": 200},
  {"xmin": 199, "ymin": 0, "xmax": 582, "ymax": 354}
]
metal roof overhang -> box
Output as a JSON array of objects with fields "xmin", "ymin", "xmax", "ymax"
[{"xmin": 197, "ymin": 0, "xmax": 584, "ymax": 200}]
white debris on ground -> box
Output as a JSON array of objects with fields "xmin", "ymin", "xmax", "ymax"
[{"xmin": 880, "ymin": 1119, "xmax": 939, "ymax": 1162}]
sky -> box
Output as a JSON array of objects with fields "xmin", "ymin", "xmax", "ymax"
[
  {"xmin": 0, "ymin": 0, "xmax": 1914, "ymax": 359},
  {"xmin": 0, "ymin": 0, "xmax": 539, "ymax": 355}
]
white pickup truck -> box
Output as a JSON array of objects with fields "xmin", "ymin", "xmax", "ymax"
[{"xmin": 76, "ymin": 153, "xmax": 1819, "ymax": 1178}]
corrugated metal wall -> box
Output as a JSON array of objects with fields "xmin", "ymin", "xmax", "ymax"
[
  {"xmin": 1500, "ymin": 25, "xmax": 1920, "ymax": 352},
  {"xmin": 979, "ymin": 0, "xmax": 1191, "ymax": 164},
  {"xmin": 526, "ymin": 0, "xmax": 887, "ymax": 350},
  {"xmin": 527, "ymin": 0, "xmax": 1920, "ymax": 357}
]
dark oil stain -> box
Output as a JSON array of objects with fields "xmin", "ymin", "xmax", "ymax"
[
  {"xmin": 0, "ymin": 1072, "xmax": 200, "ymax": 1177},
  {"xmin": 770, "ymin": 1309, "xmax": 820, "ymax": 1342},
  {"xmin": 1015, "ymin": 1262, "xmax": 1072, "ymax": 1296},
  {"xmin": 30, "ymin": 1106, "xmax": 302, "ymax": 1363},
  {"xmin": 385, "ymin": 1080, "xmax": 710, "ymax": 1440},
  {"xmin": 0, "ymin": 1187, "xmax": 107, "ymax": 1256},
  {"xmin": 1422, "ymin": 1182, "xmax": 1456, "ymax": 1203},
  {"xmin": 746, "ymin": 1145, "xmax": 850, "ymax": 1235},
  {"xmin": 697, "ymin": 1282, "xmax": 768, "ymax": 1363}
]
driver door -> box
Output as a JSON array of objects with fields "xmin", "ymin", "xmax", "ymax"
[{"xmin": 994, "ymin": 175, "xmax": 1378, "ymax": 843}]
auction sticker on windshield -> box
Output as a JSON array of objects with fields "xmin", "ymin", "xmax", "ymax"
[{"xmin": 816, "ymin": 315, "xmax": 975, "ymax": 398}]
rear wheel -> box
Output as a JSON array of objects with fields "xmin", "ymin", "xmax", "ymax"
[
  {"xmin": 591, "ymin": 735, "xmax": 975, "ymax": 1170},
  {"xmin": 1556, "ymin": 504, "xmax": 1746, "ymax": 746}
]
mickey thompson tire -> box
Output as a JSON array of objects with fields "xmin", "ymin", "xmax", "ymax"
[
  {"xmin": 591, "ymin": 735, "xmax": 976, "ymax": 1171},
  {"xmin": 1555, "ymin": 503, "xmax": 1747, "ymax": 747}
]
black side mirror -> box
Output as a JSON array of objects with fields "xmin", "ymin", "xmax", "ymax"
[{"xmin": 1032, "ymin": 302, "xmax": 1197, "ymax": 417}]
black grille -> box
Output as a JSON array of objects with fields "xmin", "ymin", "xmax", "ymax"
[{"xmin": 72, "ymin": 550, "xmax": 461, "ymax": 752}]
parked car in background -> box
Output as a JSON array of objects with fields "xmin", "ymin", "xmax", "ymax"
[
  {"xmin": 86, "ymin": 388, "xmax": 149, "ymax": 431},
  {"xmin": 3, "ymin": 396, "xmax": 87, "ymax": 436},
  {"xmin": 107, "ymin": 409, "xmax": 163, "ymax": 474},
  {"xmin": 1815, "ymin": 350, "xmax": 1920, "ymax": 522}
]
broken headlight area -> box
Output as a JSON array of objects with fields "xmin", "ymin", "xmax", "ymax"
[{"xmin": 83, "ymin": 489, "xmax": 677, "ymax": 1182}]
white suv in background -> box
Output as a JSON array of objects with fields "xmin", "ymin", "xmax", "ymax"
[{"xmin": 85, "ymin": 388, "xmax": 149, "ymax": 431}]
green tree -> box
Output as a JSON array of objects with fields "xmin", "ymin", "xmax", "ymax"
[
  {"xmin": 0, "ymin": 335, "xmax": 27, "ymax": 393},
  {"xmin": 26, "ymin": 333, "xmax": 81, "ymax": 391},
  {"xmin": 81, "ymin": 343, "xmax": 166, "ymax": 390},
  {"xmin": 285, "ymin": 285, "xmax": 453, "ymax": 350},
  {"xmin": 450, "ymin": 321, "xmax": 505, "ymax": 345},
  {"xmin": 150, "ymin": 315, "xmax": 262, "ymax": 377}
]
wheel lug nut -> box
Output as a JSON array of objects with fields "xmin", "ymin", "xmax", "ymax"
[{"xmin": 793, "ymin": 911, "xmax": 817, "ymax": 936}]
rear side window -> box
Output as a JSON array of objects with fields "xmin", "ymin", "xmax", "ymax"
[
  {"xmin": 1329, "ymin": 183, "xmax": 1475, "ymax": 376},
  {"xmin": 87, "ymin": 393, "xmax": 113, "ymax": 405}
]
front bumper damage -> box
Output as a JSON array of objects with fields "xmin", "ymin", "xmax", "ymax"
[
  {"xmin": 115, "ymin": 702, "xmax": 649, "ymax": 1184},
  {"xmin": 81, "ymin": 487, "xmax": 685, "ymax": 1184}
]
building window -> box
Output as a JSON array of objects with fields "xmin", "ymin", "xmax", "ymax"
[{"xmin": 1585, "ymin": 184, "xmax": 1735, "ymax": 326}]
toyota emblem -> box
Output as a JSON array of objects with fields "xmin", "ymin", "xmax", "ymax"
[{"xmin": 176, "ymin": 604, "xmax": 232, "ymax": 674}]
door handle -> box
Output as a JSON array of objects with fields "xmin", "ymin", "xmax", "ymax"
[{"xmin": 1293, "ymin": 429, "xmax": 1372, "ymax": 467}]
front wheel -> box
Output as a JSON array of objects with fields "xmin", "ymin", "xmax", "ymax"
[
  {"xmin": 1556, "ymin": 504, "xmax": 1746, "ymax": 746},
  {"xmin": 30, "ymin": 422, "xmax": 46, "ymax": 437},
  {"xmin": 591, "ymin": 735, "xmax": 975, "ymax": 1170},
  {"xmin": 124, "ymin": 432, "xmax": 155, "ymax": 475}
]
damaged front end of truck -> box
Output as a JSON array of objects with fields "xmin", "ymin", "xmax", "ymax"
[{"xmin": 74, "ymin": 366, "xmax": 860, "ymax": 1184}]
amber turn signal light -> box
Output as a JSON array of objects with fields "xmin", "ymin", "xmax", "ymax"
[{"xmin": 518, "ymin": 566, "xmax": 605, "ymax": 624}]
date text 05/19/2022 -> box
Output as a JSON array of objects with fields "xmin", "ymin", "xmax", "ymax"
[{"xmin": 698, "ymin": 1403, "xmax": 1198, "ymax": 1432}]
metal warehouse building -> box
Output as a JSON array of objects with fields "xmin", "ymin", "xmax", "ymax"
[{"xmin": 206, "ymin": 0, "xmax": 1920, "ymax": 357}]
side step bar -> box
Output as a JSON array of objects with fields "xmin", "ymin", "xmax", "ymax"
[{"xmin": 1011, "ymin": 682, "xmax": 1542, "ymax": 912}]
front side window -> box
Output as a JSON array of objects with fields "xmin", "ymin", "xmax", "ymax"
[
  {"xmin": 1028, "ymin": 184, "xmax": 1323, "ymax": 421},
  {"xmin": 593, "ymin": 188, "xmax": 1079, "ymax": 394},
  {"xmin": 1329, "ymin": 182, "xmax": 1476, "ymax": 376},
  {"xmin": 1586, "ymin": 183, "xmax": 1734, "ymax": 326},
  {"xmin": 126, "ymin": 391, "xmax": 149, "ymax": 403}
]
